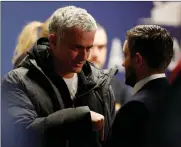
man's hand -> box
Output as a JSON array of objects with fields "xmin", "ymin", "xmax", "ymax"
[{"xmin": 90, "ymin": 111, "xmax": 104, "ymax": 141}]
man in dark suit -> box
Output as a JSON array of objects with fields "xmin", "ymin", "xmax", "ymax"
[
  {"xmin": 107, "ymin": 25, "xmax": 174, "ymax": 147},
  {"xmin": 147, "ymin": 70, "xmax": 181, "ymax": 147}
]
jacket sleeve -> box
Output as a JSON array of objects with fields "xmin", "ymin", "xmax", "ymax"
[{"xmin": 1, "ymin": 71, "xmax": 92, "ymax": 146}]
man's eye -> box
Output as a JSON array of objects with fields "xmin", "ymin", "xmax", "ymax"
[
  {"xmin": 86, "ymin": 48, "xmax": 91, "ymax": 52},
  {"xmin": 98, "ymin": 45, "xmax": 105, "ymax": 50},
  {"xmin": 71, "ymin": 48, "xmax": 78, "ymax": 51}
]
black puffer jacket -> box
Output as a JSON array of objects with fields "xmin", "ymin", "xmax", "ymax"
[{"xmin": 1, "ymin": 38, "xmax": 117, "ymax": 147}]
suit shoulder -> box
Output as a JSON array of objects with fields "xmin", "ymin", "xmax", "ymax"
[{"xmin": 117, "ymin": 100, "xmax": 148, "ymax": 120}]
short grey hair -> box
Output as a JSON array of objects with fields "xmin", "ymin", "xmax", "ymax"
[{"xmin": 48, "ymin": 6, "xmax": 97, "ymax": 35}]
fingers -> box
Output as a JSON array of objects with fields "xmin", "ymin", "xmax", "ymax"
[
  {"xmin": 101, "ymin": 116, "xmax": 104, "ymax": 140},
  {"xmin": 90, "ymin": 111, "xmax": 105, "ymax": 141},
  {"xmin": 96, "ymin": 115, "xmax": 104, "ymax": 131},
  {"xmin": 100, "ymin": 125, "xmax": 104, "ymax": 141},
  {"xmin": 98, "ymin": 117, "xmax": 104, "ymax": 141}
]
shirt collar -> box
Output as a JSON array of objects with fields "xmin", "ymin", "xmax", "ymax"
[{"xmin": 132, "ymin": 73, "xmax": 166, "ymax": 95}]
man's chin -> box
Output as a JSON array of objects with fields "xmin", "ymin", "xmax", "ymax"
[{"xmin": 72, "ymin": 67, "xmax": 83, "ymax": 73}]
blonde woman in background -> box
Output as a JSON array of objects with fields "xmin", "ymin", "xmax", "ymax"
[{"xmin": 12, "ymin": 19, "xmax": 50, "ymax": 68}]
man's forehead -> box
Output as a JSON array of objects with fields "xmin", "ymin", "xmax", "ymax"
[{"xmin": 93, "ymin": 29, "xmax": 107, "ymax": 45}]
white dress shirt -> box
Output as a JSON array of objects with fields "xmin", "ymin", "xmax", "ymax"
[{"xmin": 132, "ymin": 73, "xmax": 166, "ymax": 95}]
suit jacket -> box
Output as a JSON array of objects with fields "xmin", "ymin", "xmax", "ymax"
[
  {"xmin": 147, "ymin": 72, "xmax": 181, "ymax": 147},
  {"xmin": 107, "ymin": 77, "xmax": 170, "ymax": 147}
]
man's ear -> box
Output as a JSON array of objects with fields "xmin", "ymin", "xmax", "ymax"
[
  {"xmin": 49, "ymin": 34, "xmax": 56, "ymax": 47},
  {"xmin": 135, "ymin": 52, "xmax": 143, "ymax": 68}
]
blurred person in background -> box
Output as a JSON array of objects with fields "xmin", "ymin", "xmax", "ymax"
[
  {"xmin": 169, "ymin": 57, "xmax": 181, "ymax": 83},
  {"xmin": 107, "ymin": 25, "xmax": 174, "ymax": 147},
  {"xmin": 88, "ymin": 23, "xmax": 131, "ymax": 111},
  {"xmin": 2, "ymin": 6, "xmax": 117, "ymax": 147},
  {"xmin": 12, "ymin": 19, "xmax": 50, "ymax": 68}
]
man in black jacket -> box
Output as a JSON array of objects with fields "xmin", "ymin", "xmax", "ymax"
[
  {"xmin": 1, "ymin": 6, "xmax": 116, "ymax": 147},
  {"xmin": 107, "ymin": 25, "xmax": 174, "ymax": 147}
]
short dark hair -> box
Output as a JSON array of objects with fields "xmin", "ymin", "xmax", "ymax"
[{"xmin": 126, "ymin": 25, "xmax": 173, "ymax": 70}]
